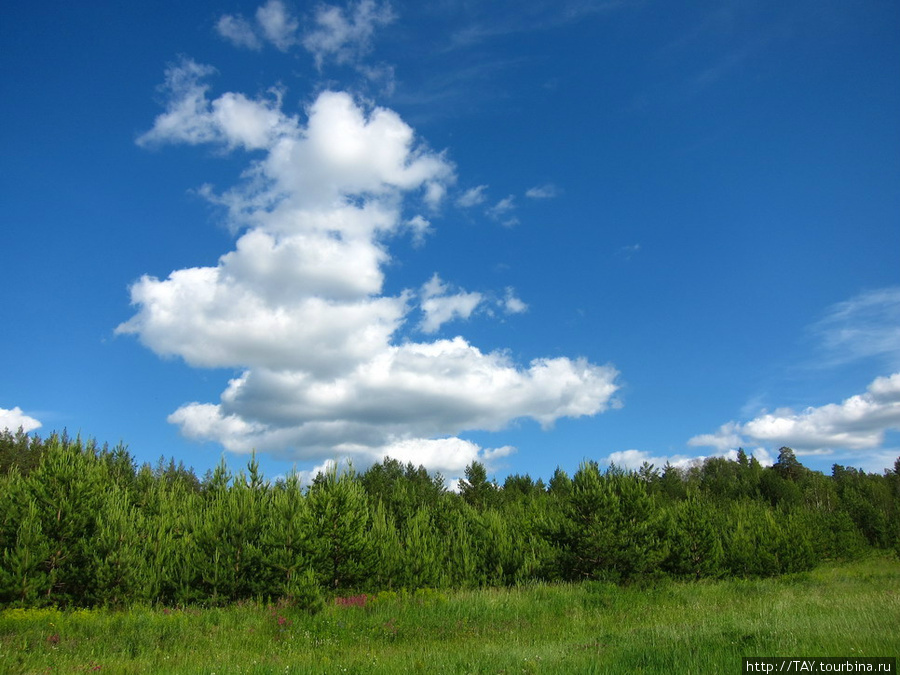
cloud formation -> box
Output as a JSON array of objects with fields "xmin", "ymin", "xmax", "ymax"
[
  {"xmin": 0, "ymin": 407, "xmax": 41, "ymax": 434},
  {"xmin": 216, "ymin": 0, "xmax": 393, "ymax": 71},
  {"xmin": 303, "ymin": 0, "xmax": 395, "ymax": 69},
  {"xmin": 217, "ymin": 0, "xmax": 298, "ymax": 52},
  {"xmin": 525, "ymin": 183, "xmax": 559, "ymax": 199},
  {"xmin": 456, "ymin": 185, "xmax": 489, "ymax": 208},
  {"xmin": 812, "ymin": 287, "xmax": 900, "ymax": 368},
  {"xmin": 120, "ymin": 59, "xmax": 620, "ymax": 475},
  {"xmin": 605, "ymin": 446, "xmax": 775, "ymax": 472},
  {"xmin": 486, "ymin": 195, "xmax": 519, "ymax": 227},
  {"xmin": 418, "ymin": 274, "xmax": 483, "ymax": 334},
  {"xmin": 689, "ymin": 372, "xmax": 900, "ymax": 457}
]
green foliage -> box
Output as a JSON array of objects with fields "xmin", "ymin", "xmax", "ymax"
[
  {"xmin": 0, "ymin": 429, "xmax": 897, "ymax": 610},
  {"xmin": 458, "ymin": 461, "xmax": 498, "ymax": 510},
  {"xmin": 663, "ymin": 494, "xmax": 725, "ymax": 579},
  {"xmin": 555, "ymin": 462, "xmax": 665, "ymax": 582},
  {"xmin": 304, "ymin": 464, "xmax": 374, "ymax": 591}
]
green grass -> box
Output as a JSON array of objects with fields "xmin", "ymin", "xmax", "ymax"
[{"xmin": 2, "ymin": 557, "xmax": 898, "ymax": 674}]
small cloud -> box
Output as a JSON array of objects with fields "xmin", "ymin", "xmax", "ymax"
[
  {"xmin": 487, "ymin": 195, "xmax": 518, "ymax": 227},
  {"xmin": 257, "ymin": 0, "xmax": 300, "ymax": 51},
  {"xmin": 456, "ymin": 184, "xmax": 489, "ymax": 208},
  {"xmin": 488, "ymin": 195, "xmax": 515, "ymax": 216},
  {"xmin": 616, "ymin": 243, "xmax": 641, "ymax": 260},
  {"xmin": 525, "ymin": 183, "xmax": 559, "ymax": 199},
  {"xmin": 0, "ymin": 406, "xmax": 42, "ymax": 434},
  {"xmin": 215, "ymin": 0, "xmax": 299, "ymax": 52},
  {"xmin": 216, "ymin": 14, "xmax": 263, "ymax": 50},
  {"xmin": 405, "ymin": 215, "xmax": 433, "ymax": 247},
  {"xmin": 501, "ymin": 287, "xmax": 528, "ymax": 315},
  {"xmin": 419, "ymin": 273, "xmax": 483, "ymax": 334},
  {"xmin": 302, "ymin": 0, "xmax": 395, "ymax": 69}
]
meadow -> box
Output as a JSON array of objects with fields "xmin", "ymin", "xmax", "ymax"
[{"xmin": 1, "ymin": 556, "xmax": 898, "ymax": 674}]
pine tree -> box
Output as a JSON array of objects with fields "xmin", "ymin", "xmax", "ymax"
[
  {"xmin": 304, "ymin": 464, "xmax": 374, "ymax": 591},
  {"xmin": 664, "ymin": 494, "xmax": 725, "ymax": 579}
]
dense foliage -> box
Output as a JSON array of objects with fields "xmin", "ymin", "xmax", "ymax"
[{"xmin": 1, "ymin": 428, "xmax": 898, "ymax": 609}]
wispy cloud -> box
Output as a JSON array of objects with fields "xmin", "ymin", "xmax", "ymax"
[
  {"xmin": 616, "ymin": 243, "xmax": 641, "ymax": 260},
  {"xmin": 215, "ymin": 0, "xmax": 395, "ymax": 91},
  {"xmin": 447, "ymin": 0, "xmax": 633, "ymax": 49},
  {"xmin": 811, "ymin": 287, "xmax": 900, "ymax": 369},
  {"xmin": 525, "ymin": 183, "xmax": 559, "ymax": 199},
  {"xmin": 486, "ymin": 195, "xmax": 518, "ymax": 227},
  {"xmin": 257, "ymin": 0, "xmax": 301, "ymax": 51},
  {"xmin": 216, "ymin": 14, "xmax": 263, "ymax": 51},
  {"xmin": 456, "ymin": 184, "xmax": 489, "ymax": 208},
  {"xmin": 216, "ymin": 0, "xmax": 299, "ymax": 52},
  {"xmin": 302, "ymin": 0, "xmax": 395, "ymax": 69}
]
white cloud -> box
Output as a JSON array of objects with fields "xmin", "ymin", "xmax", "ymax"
[
  {"xmin": 606, "ymin": 449, "xmax": 699, "ymax": 471},
  {"xmin": 487, "ymin": 195, "xmax": 515, "ymax": 217},
  {"xmin": 215, "ymin": 1, "xmax": 299, "ymax": 52},
  {"xmin": 256, "ymin": 0, "xmax": 300, "ymax": 51},
  {"xmin": 302, "ymin": 0, "xmax": 394, "ymax": 69},
  {"xmin": 216, "ymin": 14, "xmax": 263, "ymax": 50},
  {"xmin": 0, "ymin": 407, "xmax": 41, "ymax": 434},
  {"xmin": 419, "ymin": 274, "xmax": 483, "ymax": 334},
  {"xmin": 122, "ymin": 60, "xmax": 620, "ymax": 473},
  {"xmin": 812, "ymin": 287, "xmax": 900, "ymax": 368},
  {"xmin": 404, "ymin": 214, "xmax": 432, "ymax": 246},
  {"xmin": 168, "ymin": 340, "xmax": 619, "ymax": 460},
  {"xmin": 456, "ymin": 184, "xmax": 489, "ymax": 208},
  {"xmin": 525, "ymin": 183, "xmax": 559, "ymax": 199},
  {"xmin": 606, "ymin": 446, "xmax": 775, "ymax": 472},
  {"xmin": 487, "ymin": 195, "xmax": 519, "ymax": 227},
  {"xmin": 689, "ymin": 372, "xmax": 900, "ymax": 459},
  {"xmin": 502, "ymin": 287, "xmax": 528, "ymax": 315}
]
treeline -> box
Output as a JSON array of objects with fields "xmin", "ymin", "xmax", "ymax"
[{"xmin": 1, "ymin": 428, "xmax": 898, "ymax": 610}]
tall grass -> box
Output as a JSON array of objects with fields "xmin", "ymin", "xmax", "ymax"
[{"xmin": 2, "ymin": 557, "xmax": 897, "ymax": 674}]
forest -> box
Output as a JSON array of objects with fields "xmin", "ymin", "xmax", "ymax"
[{"xmin": 1, "ymin": 427, "xmax": 898, "ymax": 610}]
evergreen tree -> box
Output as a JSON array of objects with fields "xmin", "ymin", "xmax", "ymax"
[
  {"xmin": 304, "ymin": 465, "xmax": 374, "ymax": 590},
  {"xmin": 664, "ymin": 494, "xmax": 725, "ymax": 579},
  {"xmin": 459, "ymin": 461, "xmax": 498, "ymax": 510}
]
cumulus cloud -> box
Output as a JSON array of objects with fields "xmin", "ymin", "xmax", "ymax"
[
  {"xmin": 0, "ymin": 407, "xmax": 41, "ymax": 434},
  {"xmin": 689, "ymin": 372, "xmax": 900, "ymax": 458},
  {"xmin": 418, "ymin": 274, "xmax": 483, "ymax": 334},
  {"xmin": 302, "ymin": 0, "xmax": 395, "ymax": 69},
  {"xmin": 502, "ymin": 287, "xmax": 528, "ymax": 315},
  {"xmin": 121, "ymin": 60, "xmax": 620, "ymax": 472}
]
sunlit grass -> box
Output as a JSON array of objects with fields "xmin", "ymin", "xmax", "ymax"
[{"xmin": 1, "ymin": 556, "xmax": 897, "ymax": 674}]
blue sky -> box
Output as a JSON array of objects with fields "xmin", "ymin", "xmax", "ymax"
[{"xmin": 2, "ymin": 0, "xmax": 899, "ymax": 485}]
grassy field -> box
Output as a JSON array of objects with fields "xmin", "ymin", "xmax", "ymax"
[{"xmin": 1, "ymin": 556, "xmax": 898, "ymax": 674}]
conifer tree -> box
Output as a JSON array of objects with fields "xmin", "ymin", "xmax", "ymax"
[
  {"xmin": 664, "ymin": 494, "xmax": 725, "ymax": 579},
  {"xmin": 304, "ymin": 465, "xmax": 374, "ymax": 590}
]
